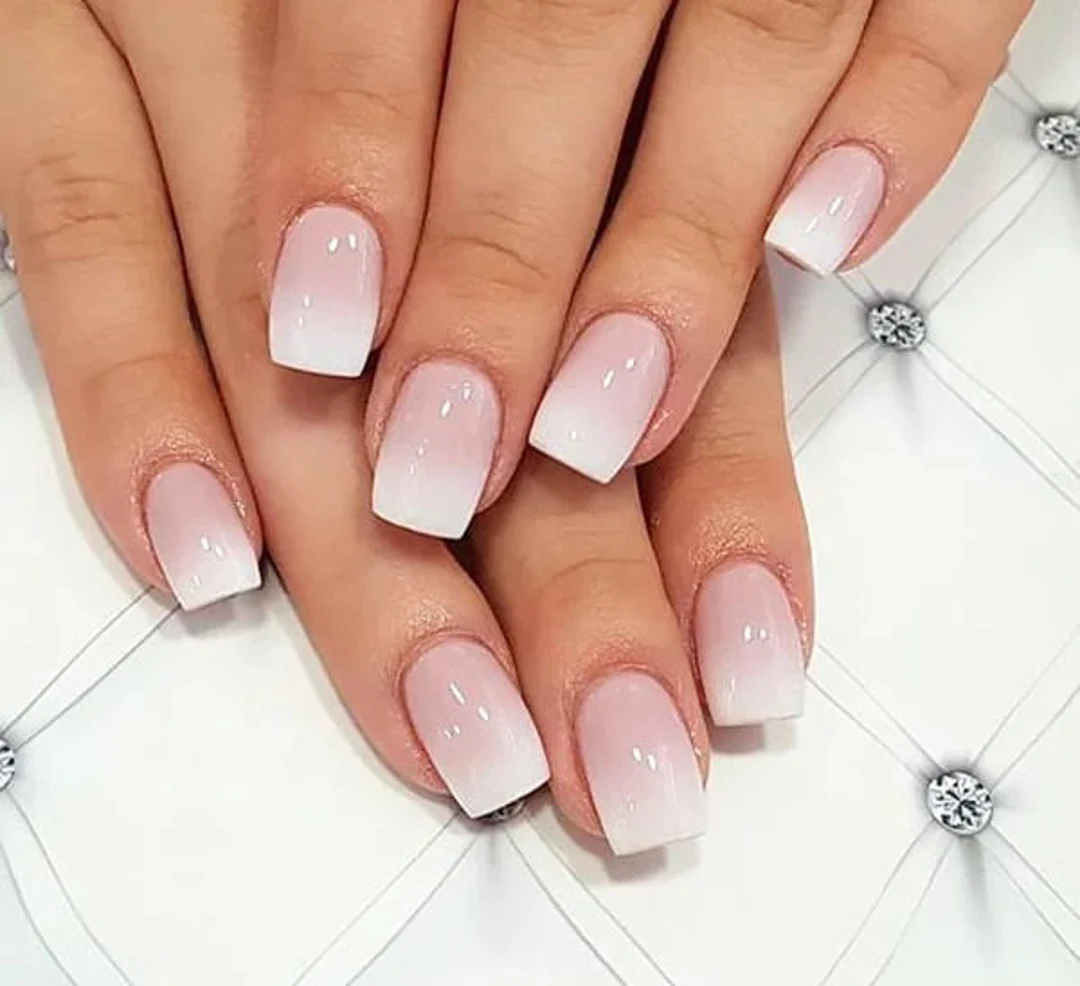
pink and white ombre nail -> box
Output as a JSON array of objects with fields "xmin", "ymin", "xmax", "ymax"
[
  {"xmin": 695, "ymin": 563, "xmax": 805, "ymax": 727},
  {"xmin": 372, "ymin": 360, "xmax": 500, "ymax": 539},
  {"xmin": 404, "ymin": 639, "xmax": 550, "ymax": 818},
  {"xmin": 270, "ymin": 205, "xmax": 383, "ymax": 377},
  {"xmin": 577, "ymin": 672, "xmax": 706, "ymax": 856},
  {"xmin": 145, "ymin": 464, "xmax": 261, "ymax": 611},
  {"xmin": 529, "ymin": 313, "xmax": 669, "ymax": 484},
  {"xmin": 765, "ymin": 145, "xmax": 885, "ymax": 276}
]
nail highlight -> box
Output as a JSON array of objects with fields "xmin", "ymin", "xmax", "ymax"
[
  {"xmin": 577, "ymin": 672, "xmax": 706, "ymax": 856},
  {"xmin": 695, "ymin": 563, "xmax": 805, "ymax": 727},
  {"xmin": 404, "ymin": 639, "xmax": 550, "ymax": 818},
  {"xmin": 372, "ymin": 360, "xmax": 500, "ymax": 539},
  {"xmin": 529, "ymin": 313, "xmax": 669, "ymax": 483},
  {"xmin": 765, "ymin": 145, "xmax": 885, "ymax": 276},
  {"xmin": 145, "ymin": 463, "xmax": 261, "ymax": 611},
  {"xmin": 269, "ymin": 204, "xmax": 382, "ymax": 377}
]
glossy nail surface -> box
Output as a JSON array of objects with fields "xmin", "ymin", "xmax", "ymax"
[
  {"xmin": 577, "ymin": 672, "xmax": 706, "ymax": 856},
  {"xmin": 529, "ymin": 313, "xmax": 669, "ymax": 483},
  {"xmin": 695, "ymin": 563, "xmax": 805, "ymax": 726},
  {"xmin": 145, "ymin": 464, "xmax": 261, "ymax": 611},
  {"xmin": 372, "ymin": 360, "xmax": 499, "ymax": 539},
  {"xmin": 270, "ymin": 205, "xmax": 382, "ymax": 377},
  {"xmin": 765, "ymin": 145, "xmax": 885, "ymax": 276},
  {"xmin": 404, "ymin": 639, "xmax": 550, "ymax": 818}
]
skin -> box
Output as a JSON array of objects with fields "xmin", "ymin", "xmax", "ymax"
[
  {"xmin": 259, "ymin": 0, "xmax": 1031, "ymax": 511},
  {"xmin": 0, "ymin": 0, "xmax": 1026, "ymax": 846}
]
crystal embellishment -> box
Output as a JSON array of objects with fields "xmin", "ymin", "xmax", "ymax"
[
  {"xmin": 926, "ymin": 770, "xmax": 993, "ymax": 837},
  {"xmin": 867, "ymin": 300, "xmax": 927, "ymax": 350},
  {"xmin": 0, "ymin": 222, "xmax": 13, "ymax": 274},
  {"xmin": 478, "ymin": 798, "xmax": 526, "ymax": 825},
  {"xmin": 1035, "ymin": 112, "xmax": 1080, "ymax": 160},
  {"xmin": 0, "ymin": 739, "xmax": 14, "ymax": 792}
]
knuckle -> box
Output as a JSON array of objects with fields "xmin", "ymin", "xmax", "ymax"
[
  {"xmin": 711, "ymin": 0, "xmax": 850, "ymax": 48},
  {"xmin": 677, "ymin": 435, "xmax": 786, "ymax": 489},
  {"xmin": 293, "ymin": 48, "xmax": 418, "ymax": 128},
  {"xmin": 17, "ymin": 151, "xmax": 155, "ymax": 269},
  {"xmin": 425, "ymin": 203, "xmax": 553, "ymax": 300},
  {"xmin": 875, "ymin": 30, "xmax": 986, "ymax": 106},
  {"xmin": 81, "ymin": 346, "xmax": 194, "ymax": 416},
  {"xmin": 475, "ymin": 0, "xmax": 642, "ymax": 53},
  {"xmin": 650, "ymin": 439, "xmax": 791, "ymax": 528},
  {"xmin": 533, "ymin": 554, "xmax": 653, "ymax": 611},
  {"xmin": 626, "ymin": 198, "xmax": 755, "ymax": 286}
]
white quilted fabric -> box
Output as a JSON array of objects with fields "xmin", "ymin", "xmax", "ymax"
[{"xmin": 2, "ymin": 2, "xmax": 1080, "ymax": 982}]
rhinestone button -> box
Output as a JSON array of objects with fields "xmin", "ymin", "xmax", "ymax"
[
  {"xmin": 867, "ymin": 301, "xmax": 927, "ymax": 350},
  {"xmin": 0, "ymin": 739, "xmax": 14, "ymax": 792},
  {"xmin": 478, "ymin": 798, "xmax": 526, "ymax": 825},
  {"xmin": 926, "ymin": 770, "xmax": 993, "ymax": 836},
  {"xmin": 0, "ymin": 223, "xmax": 13, "ymax": 275},
  {"xmin": 1035, "ymin": 112, "xmax": 1080, "ymax": 160}
]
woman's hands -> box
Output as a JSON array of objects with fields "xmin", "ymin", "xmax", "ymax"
[
  {"xmin": 260, "ymin": 0, "xmax": 1032, "ymax": 540},
  {"xmin": 0, "ymin": 0, "xmax": 809, "ymax": 853},
  {"xmin": 0, "ymin": 0, "xmax": 1027, "ymax": 854}
]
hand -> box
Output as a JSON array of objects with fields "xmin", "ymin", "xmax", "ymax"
[
  {"xmin": 258, "ymin": 0, "xmax": 1031, "ymax": 541},
  {"xmin": 466, "ymin": 273, "xmax": 811, "ymax": 849},
  {"xmin": 0, "ymin": 0, "xmax": 808, "ymax": 850}
]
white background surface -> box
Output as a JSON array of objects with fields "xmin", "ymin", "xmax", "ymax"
[{"xmin": 2, "ymin": 1, "xmax": 1080, "ymax": 982}]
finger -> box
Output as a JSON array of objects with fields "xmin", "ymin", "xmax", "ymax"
[
  {"xmin": 530, "ymin": 0, "xmax": 873, "ymax": 481},
  {"xmin": 766, "ymin": 0, "xmax": 1032, "ymax": 273},
  {"xmin": 242, "ymin": 376, "xmax": 550, "ymax": 818},
  {"xmin": 0, "ymin": 0, "xmax": 261, "ymax": 610},
  {"xmin": 365, "ymin": 0, "xmax": 670, "ymax": 539},
  {"xmin": 641, "ymin": 271, "xmax": 812, "ymax": 727},
  {"xmin": 109, "ymin": 0, "xmax": 549, "ymax": 817},
  {"xmin": 258, "ymin": 0, "xmax": 455, "ymax": 377},
  {"xmin": 472, "ymin": 456, "xmax": 709, "ymax": 855}
]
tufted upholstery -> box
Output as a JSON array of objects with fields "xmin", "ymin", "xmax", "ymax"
[{"xmin": 2, "ymin": 1, "xmax": 1080, "ymax": 982}]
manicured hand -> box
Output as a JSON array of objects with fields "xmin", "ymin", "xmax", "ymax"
[
  {"xmin": 0, "ymin": 0, "xmax": 809, "ymax": 853},
  {"xmin": 259, "ymin": 0, "xmax": 1031, "ymax": 539}
]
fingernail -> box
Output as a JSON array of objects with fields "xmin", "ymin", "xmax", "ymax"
[
  {"xmin": 695, "ymin": 563, "xmax": 805, "ymax": 726},
  {"xmin": 269, "ymin": 204, "xmax": 382, "ymax": 377},
  {"xmin": 765, "ymin": 145, "xmax": 885, "ymax": 276},
  {"xmin": 372, "ymin": 359, "xmax": 499, "ymax": 539},
  {"xmin": 404, "ymin": 639, "xmax": 550, "ymax": 818},
  {"xmin": 577, "ymin": 672, "xmax": 706, "ymax": 856},
  {"xmin": 145, "ymin": 463, "xmax": 261, "ymax": 611},
  {"xmin": 529, "ymin": 313, "xmax": 669, "ymax": 483}
]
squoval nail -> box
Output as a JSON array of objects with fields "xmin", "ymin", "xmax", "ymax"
[
  {"xmin": 766, "ymin": 145, "xmax": 885, "ymax": 276},
  {"xmin": 530, "ymin": 313, "xmax": 669, "ymax": 483},
  {"xmin": 372, "ymin": 360, "xmax": 499, "ymax": 539},
  {"xmin": 270, "ymin": 204, "xmax": 382, "ymax": 377},
  {"xmin": 577, "ymin": 672, "xmax": 706, "ymax": 856},
  {"xmin": 695, "ymin": 563, "xmax": 805, "ymax": 726},
  {"xmin": 404, "ymin": 639, "xmax": 550, "ymax": 818},
  {"xmin": 145, "ymin": 463, "xmax": 261, "ymax": 611}
]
